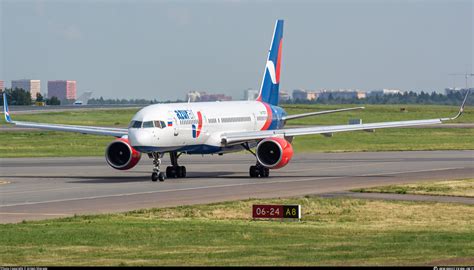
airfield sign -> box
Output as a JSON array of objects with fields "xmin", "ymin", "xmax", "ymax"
[{"xmin": 252, "ymin": 204, "xmax": 301, "ymax": 220}]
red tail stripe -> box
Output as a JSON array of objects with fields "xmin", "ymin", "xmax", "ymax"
[{"xmin": 276, "ymin": 38, "xmax": 283, "ymax": 83}]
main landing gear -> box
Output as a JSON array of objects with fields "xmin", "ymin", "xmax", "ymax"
[
  {"xmin": 249, "ymin": 164, "xmax": 270, "ymax": 178},
  {"xmin": 242, "ymin": 143, "xmax": 270, "ymax": 178},
  {"xmin": 149, "ymin": 152, "xmax": 186, "ymax": 182},
  {"xmin": 166, "ymin": 152, "xmax": 186, "ymax": 178}
]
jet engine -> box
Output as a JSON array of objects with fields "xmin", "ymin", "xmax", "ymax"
[
  {"xmin": 256, "ymin": 137, "xmax": 293, "ymax": 169},
  {"xmin": 105, "ymin": 138, "xmax": 141, "ymax": 170}
]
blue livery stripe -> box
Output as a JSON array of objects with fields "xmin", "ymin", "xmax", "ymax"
[{"xmin": 257, "ymin": 19, "xmax": 284, "ymax": 106}]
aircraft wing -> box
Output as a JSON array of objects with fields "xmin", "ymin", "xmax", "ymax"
[
  {"xmin": 282, "ymin": 106, "xmax": 365, "ymax": 121},
  {"xmin": 222, "ymin": 91, "xmax": 470, "ymax": 145},
  {"xmin": 3, "ymin": 93, "xmax": 128, "ymax": 137},
  {"xmin": 8, "ymin": 121, "xmax": 128, "ymax": 137}
]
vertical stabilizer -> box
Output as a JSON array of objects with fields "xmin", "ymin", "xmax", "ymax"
[
  {"xmin": 257, "ymin": 19, "xmax": 284, "ymax": 106},
  {"xmin": 3, "ymin": 92, "xmax": 12, "ymax": 123}
]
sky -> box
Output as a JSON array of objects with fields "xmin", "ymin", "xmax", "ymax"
[{"xmin": 0, "ymin": 0, "xmax": 472, "ymax": 100}]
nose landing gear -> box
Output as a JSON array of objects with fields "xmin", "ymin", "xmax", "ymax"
[{"xmin": 150, "ymin": 152, "xmax": 166, "ymax": 182}]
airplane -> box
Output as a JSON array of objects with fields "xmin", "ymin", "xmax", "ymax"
[{"xmin": 2, "ymin": 19, "xmax": 470, "ymax": 182}]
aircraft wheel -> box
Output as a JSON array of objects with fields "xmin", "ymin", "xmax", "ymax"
[
  {"xmin": 166, "ymin": 166, "xmax": 174, "ymax": 178},
  {"xmin": 180, "ymin": 166, "xmax": 187, "ymax": 178},
  {"xmin": 261, "ymin": 167, "xmax": 270, "ymax": 177},
  {"xmin": 158, "ymin": 172, "xmax": 166, "ymax": 182},
  {"xmin": 151, "ymin": 172, "xmax": 159, "ymax": 182},
  {"xmin": 249, "ymin": 166, "xmax": 258, "ymax": 178}
]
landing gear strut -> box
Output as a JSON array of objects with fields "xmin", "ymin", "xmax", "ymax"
[
  {"xmin": 242, "ymin": 142, "xmax": 270, "ymax": 178},
  {"xmin": 150, "ymin": 152, "xmax": 166, "ymax": 182},
  {"xmin": 166, "ymin": 152, "xmax": 187, "ymax": 178}
]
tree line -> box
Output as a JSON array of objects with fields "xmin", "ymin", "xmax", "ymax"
[
  {"xmin": 282, "ymin": 91, "xmax": 472, "ymax": 106},
  {"xmin": 1, "ymin": 88, "xmax": 471, "ymax": 106},
  {"xmin": 87, "ymin": 97, "xmax": 188, "ymax": 105},
  {"xmin": 1, "ymin": 88, "xmax": 61, "ymax": 105}
]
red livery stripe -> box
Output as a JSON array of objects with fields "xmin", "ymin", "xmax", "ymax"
[
  {"xmin": 197, "ymin": 111, "xmax": 203, "ymax": 137},
  {"xmin": 260, "ymin": 102, "xmax": 272, "ymax": 130}
]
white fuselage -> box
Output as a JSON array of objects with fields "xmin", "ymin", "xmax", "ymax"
[{"xmin": 127, "ymin": 100, "xmax": 284, "ymax": 154}]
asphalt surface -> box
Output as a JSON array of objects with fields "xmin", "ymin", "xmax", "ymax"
[{"xmin": 0, "ymin": 150, "xmax": 473, "ymax": 223}]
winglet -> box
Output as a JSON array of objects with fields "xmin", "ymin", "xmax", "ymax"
[
  {"xmin": 441, "ymin": 89, "xmax": 470, "ymax": 121},
  {"xmin": 3, "ymin": 91, "xmax": 12, "ymax": 123}
]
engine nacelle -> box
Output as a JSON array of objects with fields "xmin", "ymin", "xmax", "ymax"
[
  {"xmin": 105, "ymin": 138, "xmax": 141, "ymax": 170},
  {"xmin": 256, "ymin": 137, "xmax": 293, "ymax": 169}
]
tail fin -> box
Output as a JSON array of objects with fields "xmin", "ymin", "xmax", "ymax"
[
  {"xmin": 257, "ymin": 19, "xmax": 284, "ymax": 106},
  {"xmin": 3, "ymin": 91, "xmax": 12, "ymax": 123}
]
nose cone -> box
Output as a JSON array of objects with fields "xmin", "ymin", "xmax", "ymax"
[{"xmin": 128, "ymin": 129, "xmax": 152, "ymax": 148}]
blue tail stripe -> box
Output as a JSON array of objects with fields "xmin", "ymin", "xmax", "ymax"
[
  {"xmin": 258, "ymin": 19, "xmax": 284, "ymax": 106},
  {"xmin": 3, "ymin": 92, "xmax": 11, "ymax": 123}
]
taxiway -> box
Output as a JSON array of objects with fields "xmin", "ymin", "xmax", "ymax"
[{"xmin": 0, "ymin": 150, "xmax": 472, "ymax": 223}]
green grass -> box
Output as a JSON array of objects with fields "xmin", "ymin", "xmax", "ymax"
[
  {"xmin": 2, "ymin": 104, "xmax": 472, "ymax": 127},
  {"xmin": 1, "ymin": 197, "xmax": 473, "ymax": 266},
  {"xmin": 291, "ymin": 128, "xmax": 474, "ymax": 153},
  {"xmin": 283, "ymin": 104, "xmax": 474, "ymax": 125},
  {"xmin": 352, "ymin": 178, "xmax": 474, "ymax": 197},
  {"xmin": 0, "ymin": 128, "xmax": 472, "ymax": 158},
  {"xmin": 0, "ymin": 131, "xmax": 112, "ymax": 157},
  {"xmin": 0, "ymin": 108, "xmax": 140, "ymax": 127},
  {"xmin": 0, "ymin": 104, "xmax": 473, "ymax": 157}
]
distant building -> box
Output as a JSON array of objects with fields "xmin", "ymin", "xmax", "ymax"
[
  {"xmin": 319, "ymin": 89, "xmax": 366, "ymax": 100},
  {"xmin": 200, "ymin": 92, "xmax": 232, "ymax": 102},
  {"xmin": 48, "ymin": 80, "xmax": 77, "ymax": 100},
  {"xmin": 292, "ymin": 89, "xmax": 318, "ymax": 101},
  {"xmin": 0, "ymin": 80, "xmax": 4, "ymax": 91},
  {"xmin": 186, "ymin": 91, "xmax": 232, "ymax": 102},
  {"xmin": 368, "ymin": 89, "xmax": 403, "ymax": 97},
  {"xmin": 11, "ymin": 79, "xmax": 41, "ymax": 99},
  {"xmin": 244, "ymin": 89, "xmax": 259, "ymax": 100},
  {"xmin": 279, "ymin": 90, "xmax": 291, "ymax": 101}
]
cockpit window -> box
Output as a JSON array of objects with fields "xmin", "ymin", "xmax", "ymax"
[
  {"xmin": 143, "ymin": 121, "xmax": 154, "ymax": 128},
  {"xmin": 129, "ymin": 121, "xmax": 143, "ymax": 128},
  {"xmin": 154, "ymin": 120, "xmax": 167, "ymax": 129}
]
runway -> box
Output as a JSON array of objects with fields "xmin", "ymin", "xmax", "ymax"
[{"xmin": 0, "ymin": 150, "xmax": 473, "ymax": 223}]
